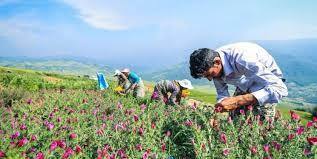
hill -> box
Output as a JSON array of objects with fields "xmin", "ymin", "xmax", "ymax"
[
  {"xmin": 0, "ymin": 66, "xmax": 316, "ymax": 158},
  {"xmin": 0, "ymin": 56, "xmax": 113, "ymax": 78}
]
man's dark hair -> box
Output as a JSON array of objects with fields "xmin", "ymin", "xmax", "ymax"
[{"xmin": 189, "ymin": 48, "xmax": 219, "ymax": 79}]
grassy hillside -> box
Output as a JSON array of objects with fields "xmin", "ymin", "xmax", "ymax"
[
  {"xmin": 0, "ymin": 66, "xmax": 313, "ymax": 123},
  {"xmin": 0, "ymin": 58, "xmax": 113, "ymax": 77},
  {"xmin": 0, "ymin": 67, "xmax": 316, "ymax": 158},
  {"xmin": 0, "ymin": 66, "xmax": 96, "ymax": 91}
]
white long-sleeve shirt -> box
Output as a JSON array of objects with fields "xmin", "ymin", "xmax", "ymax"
[{"xmin": 214, "ymin": 42, "xmax": 288, "ymax": 106}]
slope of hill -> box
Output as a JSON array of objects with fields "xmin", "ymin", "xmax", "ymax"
[
  {"xmin": 0, "ymin": 66, "xmax": 316, "ymax": 158},
  {"xmin": 0, "ymin": 56, "xmax": 113, "ymax": 77}
]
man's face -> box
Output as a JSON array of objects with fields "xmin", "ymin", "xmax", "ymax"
[
  {"xmin": 122, "ymin": 72, "xmax": 129, "ymax": 77},
  {"xmin": 202, "ymin": 58, "xmax": 223, "ymax": 81}
]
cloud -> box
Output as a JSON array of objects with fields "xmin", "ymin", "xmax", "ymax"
[
  {"xmin": 61, "ymin": 0, "xmax": 131, "ymax": 30},
  {"xmin": 0, "ymin": 14, "xmax": 44, "ymax": 46},
  {"xmin": 0, "ymin": 12, "xmax": 78, "ymax": 56}
]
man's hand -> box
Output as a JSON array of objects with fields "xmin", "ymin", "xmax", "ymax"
[
  {"xmin": 215, "ymin": 97, "xmax": 240, "ymax": 112},
  {"xmin": 214, "ymin": 94, "xmax": 257, "ymax": 112}
]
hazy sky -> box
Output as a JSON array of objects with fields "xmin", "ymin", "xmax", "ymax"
[{"xmin": 0, "ymin": 0, "xmax": 317, "ymax": 67}]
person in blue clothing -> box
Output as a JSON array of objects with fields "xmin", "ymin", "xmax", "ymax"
[{"xmin": 121, "ymin": 68, "xmax": 145, "ymax": 98}]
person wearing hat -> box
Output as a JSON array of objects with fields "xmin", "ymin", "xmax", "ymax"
[
  {"xmin": 189, "ymin": 42, "xmax": 288, "ymax": 121},
  {"xmin": 151, "ymin": 79, "xmax": 194, "ymax": 106},
  {"xmin": 114, "ymin": 69, "xmax": 130, "ymax": 91},
  {"xmin": 121, "ymin": 68, "xmax": 145, "ymax": 98}
]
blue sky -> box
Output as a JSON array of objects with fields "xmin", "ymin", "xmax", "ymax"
[{"xmin": 0, "ymin": 0, "xmax": 317, "ymax": 68}]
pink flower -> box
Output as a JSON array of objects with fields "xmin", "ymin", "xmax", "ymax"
[
  {"xmin": 133, "ymin": 114, "xmax": 139, "ymax": 122},
  {"xmin": 75, "ymin": 145, "xmax": 82, "ymax": 154},
  {"xmin": 58, "ymin": 140, "xmax": 66, "ymax": 149},
  {"xmin": 138, "ymin": 127, "xmax": 144, "ymax": 136},
  {"xmin": 161, "ymin": 143, "xmax": 166, "ymax": 152},
  {"xmin": 223, "ymin": 148, "xmax": 230, "ymax": 156},
  {"xmin": 17, "ymin": 137, "xmax": 28, "ymax": 147},
  {"xmin": 239, "ymin": 109, "xmax": 245, "ymax": 115},
  {"xmin": 117, "ymin": 102, "xmax": 123, "ymax": 109},
  {"xmin": 50, "ymin": 141, "xmax": 58, "ymax": 151},
  {"xmin": 125, "ymin": 109, "xmax": 135, "ymax": 116},
  {"xmin": 304, "ymin": 149, "xmax": 311, "ymax": 155},
  {"xmin": 263, "ymin": 144, "xmax": 269, "ymax": 153},
  {"xmin": 151, "ymin": 122, "xmax": 156, "ymax": 129},
  {"xmin": 49, "ymin": 112, "xmax": 55, "ymax": 119},
  {"xmin": 247, "ymin": 105, "xmax": 253, "ymax": 111},
  {"xmin": 192, "ymin": 102, "xmax": 197, "ymax": 110},
  {"xmin": 140, "ymin": 104, "xmax": 147, "ymax": 112},
  {"xmin": 92, "ymin": 108, "xmax": 99, "ymax": 116},
  {"xmin": 142, "ymin": 149, "xmax": 151, "ymax": 159},
  {"xmin": 27, "ymin": 99, "xmax": 32, "ymax": 104},
  {"xmin": 256, "ymin": 115, "xmax": 261, "ymax": 121},
  {"xmin": 288, "ymin": 134, "xmax": 295, "ymax": 140},
  {"xmin": 296, "ymin": 126, "xmax": 305, "ymax": 135},
  {"xmin": 47, "ymin": 123, "xmax": 54, "ymax": 131},
  {"xmin": 214, "ymin": 106, "xmax": 223, "ymax": 113},
  {"xmin": 307, "ymin": 137, "xmax": 317, "ymax": 145},
  {"xmin": 227, "ymin": 116, "xmax": 233, "ymax": 124},
  {"xmin": 29, "ymin": 147, "xmax": 36, "ymax": 153},
  {"xmin": 57, "ymin": 117, "xmax": 62, "ymax": 122},
  {"xmin": 201, "ymin": 143, "xmax": 206, "ymax": 151},
  {"xmin": 313, "ymin": 116, "xmax": 317, "ymax": 122},
  {"xmin": 250, "ymin": 146, "xmax": 257, "ymax": 154},
  {"xmin": 220, "ymin": 133, "xmax": 227, "ymax": 144},
  {"xmin": 166, "ymin": 130, "xmax": 171, "ymax": 137},
  {"xmin": 62, "ymin": 147, "xmax": 74, "ymax": 159},
  {"xmin": 184, "ymin": 119, "xmax": 193, "ymax": 127},
  {"xmin": 11, "ymin": 131, "xmax": 20, "ymax": 139},
  {"xmin": 307, "ymin": 121, "xmax": 313, "ymax": 128},
  {"xmin": 0, "ymin": 150, "xmax": 6, "ymax": 158},
  {"xmin": 151, "ymin": 91, "xmax": 159, "ymax": 100},
  {"xmin": 271, "ymin": 141, "xmax": 281, "ymax": 151},
  {"xmin": 107, "ymin": 114, "xmax": 114, "ymax": 121},
  {"xmin": 20, "ymin": 124, "xmax": 27, "ymax": 130},
  {"xmin": 69, "ymin": 133, "xmax": 77, "ymax": 139},
  {"xmin": 117, "ymin": 149, "xmax": 127, "ymax": 158},
  {"xmin": 290, "ymin": 110, "xmax": 300, "ymax": 121},
  {"xmin": 135, "ymin": 144, "xmax": 142, "ymax": 151},
  {"xmin": 35, "ymin": 152, "xmax": 44, "ymax": 159},
  {"xmin": 31, "ymin": 135, "xmax": 37, "ymax": 141}
]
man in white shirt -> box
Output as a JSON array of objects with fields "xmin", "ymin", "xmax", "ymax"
[{"xmin": 189, "ymin": 42, "xmax": 288, "ymax": 120}]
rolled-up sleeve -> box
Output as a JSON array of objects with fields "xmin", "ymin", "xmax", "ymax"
[
  {"xmin": 237, "ymin": 61, "xmax": 288, "ymax": 106},
  {"xmin": 169, "ymin": 88, "xmax": 180, "ymax": 105},
  {"xmin": 213, "ymin": 78, "xmax": 230, "ymax": 103}
]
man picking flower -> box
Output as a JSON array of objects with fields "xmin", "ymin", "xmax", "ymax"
[{"xmin": 189, "ymin": 42, "xmax": 288, "ymax": 120}]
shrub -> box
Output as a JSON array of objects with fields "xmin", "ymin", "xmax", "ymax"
[{"xmin": 0, "ymin": 87, "xmax": 28, "ymax": 107}]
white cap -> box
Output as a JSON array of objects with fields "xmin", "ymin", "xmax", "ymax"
[
  {"xmin": 178, "ymin": 79, "xmax": 194, "ymax": 89},
  {"xmin": 114, "ymin": 69, "xmax": 121, "ymax": 76},
  {"xmin": 121, "ymin": 68, "xmax": 130, "ymax": 73}
]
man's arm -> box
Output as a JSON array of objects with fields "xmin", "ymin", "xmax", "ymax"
[
  {"xmin": 125, "ymin": 83, "xmax": 136, "ymax": 94},
  {"xmin": 214, "ymin": 78, "xmax": 230, "ymax": 103},
  {"xmin": 215, "ymin": 93, "xmax": 257, "ymax": 111},
  {"xmin": 216, "ymin": 62, "xmax": 288, "ymax": 112},
  {"xmin": 169, "ymin": 90, "xmax": 180, "ymax": 105}
]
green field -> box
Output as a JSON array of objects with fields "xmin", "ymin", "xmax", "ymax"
[
  {"xmin": 1, "ymin": 66, "xmax": 312, "ymax": 124},
  {"xmin": 0, "ymin": 66, "xmax": 316, "ymax": 158}
]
